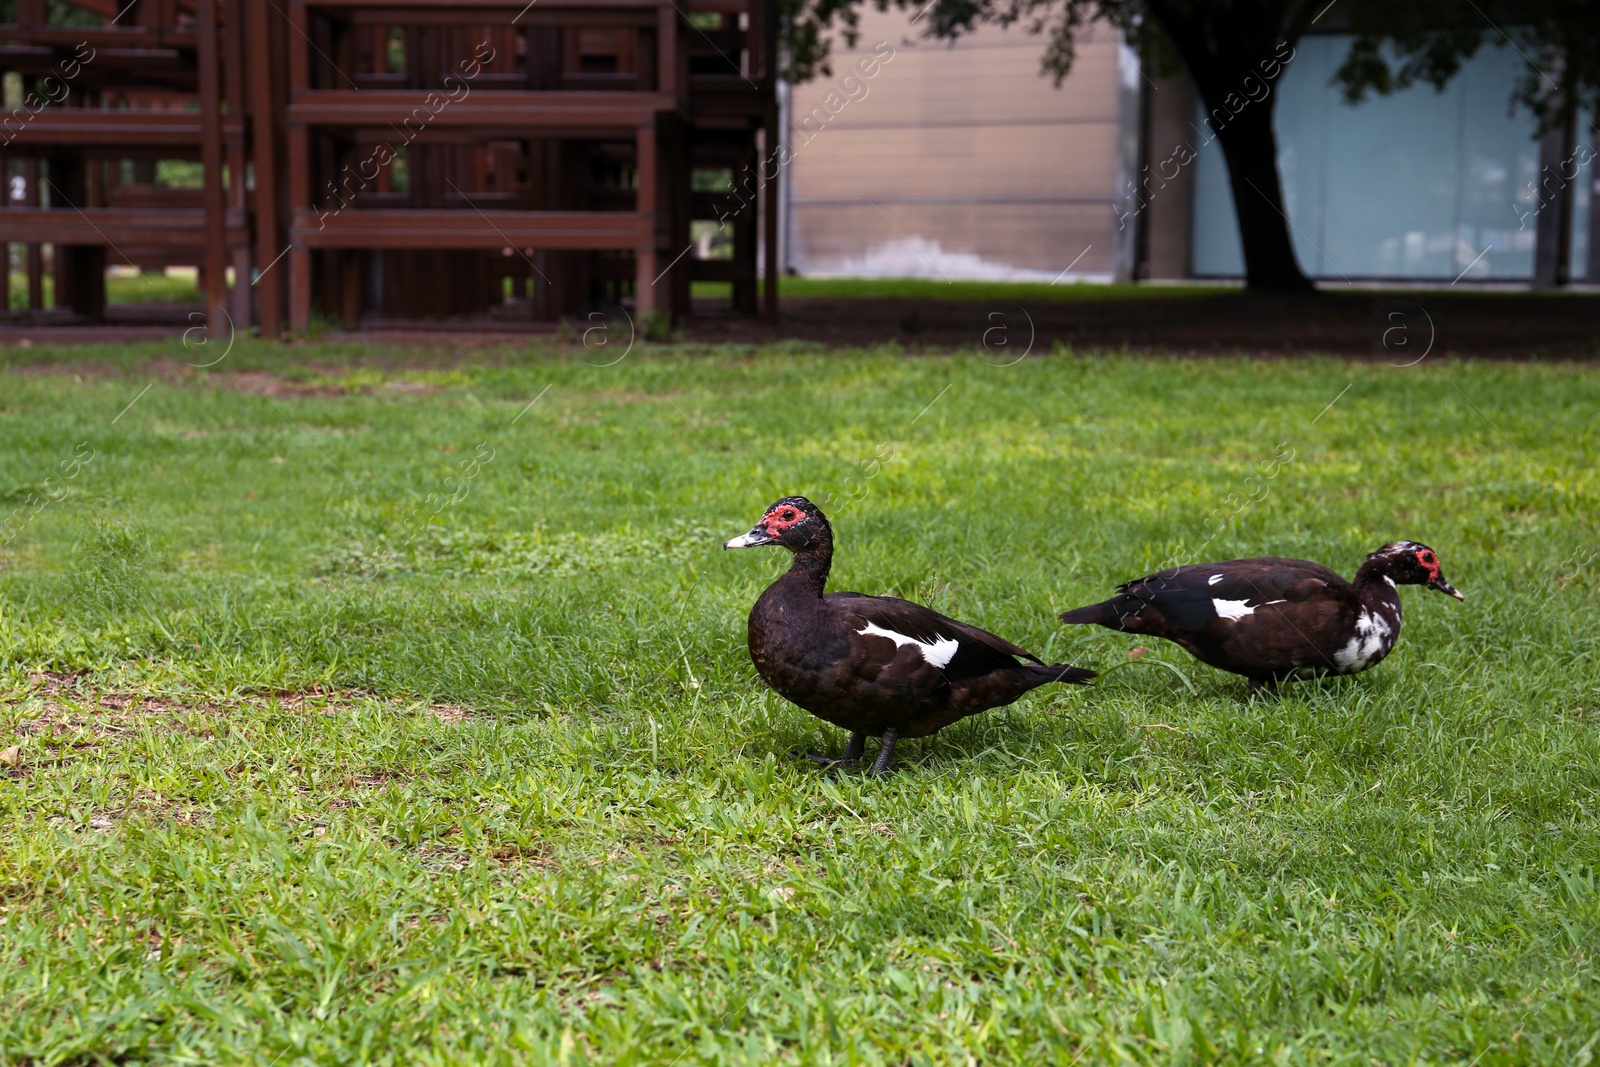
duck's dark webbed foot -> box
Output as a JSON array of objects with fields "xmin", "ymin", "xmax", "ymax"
[
  {"xmin": 866, "ymin": 728, "xmax": 899, "ymax": 779},
  {"xmin": 807, "ymin": 731, "xmax": 866, "ymax": 771}
]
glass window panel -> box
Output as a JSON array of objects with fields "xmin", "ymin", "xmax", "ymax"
[
  {"xmin": 1190, "ymin": 34, "xmax": 1543, "ymax": 281},
  {"xmin": 1457, "ymin": 45, "xmax": 1539, "ymax": 279}
]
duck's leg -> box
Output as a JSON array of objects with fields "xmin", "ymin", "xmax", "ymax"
[
  {"xmin": 866, "ymin": 728, "xmax": 899, "ymax": 779},
  {"xmin": 807, "ymin": 731, "xmax": 866, "ymax": 769},
  {"xmin": 1248, "ymin": 677, "xmax": 1278, "ymax": 697}
]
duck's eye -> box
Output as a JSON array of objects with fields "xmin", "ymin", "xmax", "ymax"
[
  {"xmin": 1419, "ymin": 551, "xmax": 1435, "ymax": 564},
  {"xmin": 781, "ymin": 509, "xmax": 798, "ymax": 522}
]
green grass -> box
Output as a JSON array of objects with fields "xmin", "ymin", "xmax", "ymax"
[
  {"xmin": 1, "ymin": 339, "xmax": 1598, "ymax": 1065},
  {"xmin": 8, "ymin": 270, "xmax": 202, "ymax": 309}
]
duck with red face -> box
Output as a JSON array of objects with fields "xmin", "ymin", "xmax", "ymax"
[
  {"xmin": 724, "ymin": 496, "xmax": 1096, "ymax": 776},
  {"xmin": 1058, "ymin": 540, "xmax": 1463, "ymax": 694}
]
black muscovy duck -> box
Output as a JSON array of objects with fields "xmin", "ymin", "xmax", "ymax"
[
  {"xmin": 724, "ymin": 496, "xmax": 1095, "ymax": 776},
  {"xmin": 1058, "ymin": 541, "xmax": 1463, "ymax": 693}
]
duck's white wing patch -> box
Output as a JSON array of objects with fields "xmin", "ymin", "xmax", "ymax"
[
  {"xmin": 1212, "ymin": 598, "xmax": 1255, "ymax": 620},
  {"xmin": 857, "ymin": 621, "xmax": 960, "ymax": 669},
  {"xmin": 1208, "ymin": 574, "xmax": 1225, "ymax": 586},
  {"xmin": 1213, "ymin": 595, "xmax": 1289, "ymax": 621}
]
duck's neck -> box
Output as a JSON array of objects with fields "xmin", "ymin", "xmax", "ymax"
[
  {"xmin": 1352, "ymin": 559, "xmax": 1403, "ymax": 615},
  {"xmin": 777, "ymin": 544, "xmax": 831, "ymax": 599}
]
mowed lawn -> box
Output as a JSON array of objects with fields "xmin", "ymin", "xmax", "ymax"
[{"xmin": 1, "ymin": 339, "xmax": 1598, "ymax": 1066}]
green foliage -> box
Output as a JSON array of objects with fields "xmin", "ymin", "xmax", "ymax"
[
  {"xmin": 10, "ymin": 270, "xmax": 201, "ymax": 310},
  {"xmin": 779, "ymin": 0, "xmax": 863, "ymax": 82},
  {"xmin": 45, "ymin": 0, "xmax": 100, "ymax": 27},
  {"xmin": 156, "ymin": 159, "xmax": 205, "ymax": 189},
  {"xmin": 0, "ymin": 341, "xmax": 1598, "ymax": 1063},
  {"xmin": 639, "ymin": 309, "xmax": 680, "ymax": 343},
  {"xmin": 1336, "ymin": 0, "xmax": 1600, "ymax": 134}
]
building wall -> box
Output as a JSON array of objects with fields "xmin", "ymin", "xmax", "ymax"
[{"xmin": 782, "ymin": 9, "xmax": 1126, "ymax": 280}]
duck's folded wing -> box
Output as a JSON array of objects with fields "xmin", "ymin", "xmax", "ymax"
[
  {"xmin": 829, "ymin": 592, "xmax": 1040, "ymax": 676},
  {"xmin": 1116, "ymin": 563, "xmax": 1332, "ymax": 630}
]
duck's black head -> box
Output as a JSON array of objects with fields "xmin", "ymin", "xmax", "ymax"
[
  {"xmin": 1366, "ymin": 541, "xmax": 1464, "ymax": 600},
  {"xmin": 723, "ymin": 496, "xmax": 833, "ymax": 554}
]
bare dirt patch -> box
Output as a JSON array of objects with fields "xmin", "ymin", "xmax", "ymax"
[
  {"xmin": 686, "ymin": 291, "xmax": 1600, "ymax": 360},
  {"xmin": 410, "ymin": 834, "xmax": 558, "ymax": 873},
  {"xmin": 3, "ymin": 672, "xmax": 474, "ymax": 769},
  {"xmin": 4, "ymin": 355, "xmax": 460, "ymax": 398},
  {"xmin": 48, "ymin": 792, "xmax": 213, "ymax": 834},
  {"xmin": 210, "ymin": 369, "xmax": 351, "ymax": 399},
  {"xmin": 11, "ymin": 360, "xmax": 125, "ymax": 379},
  {"xmin": 9, "ymin": 291, "xmax": 1600, "ymax": 364}
]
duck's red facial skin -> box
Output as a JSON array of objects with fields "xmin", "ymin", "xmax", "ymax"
[
  {"xmin": 1414, "ymin": 548, "xmax": 1441, "ymax": 581},
  {"xmin": 763, "ymin": 505, "xmax": 805, "ymax": 538}
]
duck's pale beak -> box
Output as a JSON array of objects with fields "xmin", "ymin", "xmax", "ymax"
[
  {"xmin": 1429, "ymin": 577, "xmax": 1465, "ymax": 601},
  {"xmin": 723, "ymin": 525, "xmax": 774, "ymax": 549}
]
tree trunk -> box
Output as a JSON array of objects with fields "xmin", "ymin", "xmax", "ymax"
[{"xmin": 1205, "ymin": 89, "xmax": 1315, "ymax": 292}]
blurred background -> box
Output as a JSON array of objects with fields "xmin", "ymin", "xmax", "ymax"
[{"xmin": 0, "ymin": 0, "xmax": 1594, "ymax": 337}]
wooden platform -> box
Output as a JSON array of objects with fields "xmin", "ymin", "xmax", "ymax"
[{"xmin": 0, "ymin": 0, "xmax": 778, "ymax": 333}]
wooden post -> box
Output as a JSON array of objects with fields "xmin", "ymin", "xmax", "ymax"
[
  {"xmin": 198, "ymin": 0, "xmax": 229, "ymax": 338},
  {"xmin": 287, "ymin": 0, "xmax": 313, "ymax": 330},
  {"xmin": 670, "ymin": 114, "xmax": 690, "ymax": 317},
  {"xmin": 656, "ymin": 0, "xmax": 677, "ymax": 102},
  {"xmin": 63, "ymin": 247, "xmax": 107, "ymax": 318},
  {"xmin": 635, "ymin": 118, "xmax": 658, "ymax": 316},
  {"xmin": 23, "ymin": 159, "xmax": 44, "ymax": 311},
  {"xmin": 224, "ymin": 0, "xmax": 252, "ymax": 326},
  {"xmin": 762, "ymin": 0, "xmax": 779, "ymax": 320},
  {"xmin": 246, "ymin": 0, "xmax": 285, "ymax": 336},
  {"xmin": 762, "ymin": 106, "xmax": 778, "ymax": 322},
  {"xmin": 339, "ymin": 249, "xmax": 361, "ymax": 326},
  {"xmin": 14, "ymin": 0, "xmax": 43, "ymax": 29}
]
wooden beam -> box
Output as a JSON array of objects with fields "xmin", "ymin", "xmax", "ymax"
[
  {"xmin": 0, "ymin": 207, "xmax": 247, "ymax": 245},
  {"xmin": 0, "ymin": 28, "xmax": 198, "ymax": 48},
  {"xmin": 338, "ymin": 7, "xmax": 655, "ymax": 26},
  {"xmin": 290, "ymin": 208, "xmax": 653, "ymax": 249},
  {"xmin": 287, "ymin": 90, "xmax": 679, "ymax": 130},
  {"xmin": 0, "ymin": 113, "xmax": 248, "ymax": 146},
  {"xmin": 306, "ymin": 0, "xmax": 663, "ymax": 10}
]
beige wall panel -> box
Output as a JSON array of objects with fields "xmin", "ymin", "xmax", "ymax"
[
  {"xmin": 784, "ymin": 6, "xmax": 1126, "ymax": 278},
  {"xmin": 789, "ymin": 123, "xmax": 1119, "ymax": 200},
  {"xmin": 791, "ymin": 30, "xmax": 1121, "ymax": 127}
]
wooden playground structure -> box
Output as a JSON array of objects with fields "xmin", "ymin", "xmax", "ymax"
[{"xmin": 0, "ymin": 0, "xmax": 778, "ymax": 334}]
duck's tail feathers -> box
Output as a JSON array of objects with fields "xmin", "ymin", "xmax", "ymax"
[{"xmin": 1025, "ymin": 663, "xmax": 1097, "ymax": 686}]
